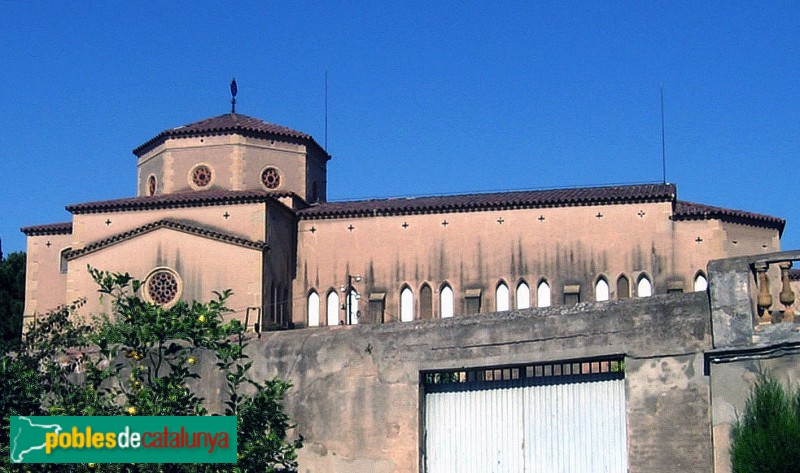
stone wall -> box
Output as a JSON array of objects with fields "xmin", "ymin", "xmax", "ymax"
[{"xmin": 195, "ymin": 292, "xmax": 714, "ymax": 472}]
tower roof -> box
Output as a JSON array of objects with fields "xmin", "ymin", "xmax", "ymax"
[{"xmin": 133, "ymin": 113, "xmax": 326, "ymax": 157}]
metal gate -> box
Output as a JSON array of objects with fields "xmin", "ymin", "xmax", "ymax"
[{"xmin": 423, "ymin": 357, "xmax": 627, "ymax": 473}]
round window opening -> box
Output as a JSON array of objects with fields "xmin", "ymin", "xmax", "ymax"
[
  {"xmin": 145, "ymin": 269, "xmax": 180, "ymax": 305},
  {"xmin": 147, "ymin": 175, "xmax": 157, "ymax": 196},
  {"xmin": 261, "ymin": 167, "xmax": 281, "ymax": 189},
  {"xmin": 191, "ymin": 165, "xmax": 213, "ymax": 188}
]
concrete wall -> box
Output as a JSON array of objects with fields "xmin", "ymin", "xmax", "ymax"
[{"xmin": 194, "ymin": 292, "xmax": 713, "ymax": 472}]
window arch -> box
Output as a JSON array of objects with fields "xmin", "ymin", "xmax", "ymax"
[
  {"xmin": 440, "ymin": 284, "xmax": 454, "ymax": 318},
  {"xmin": 495, "ymin": 281, "xmax": 510, "ymax": 311},
  {"xmin": 420, "ymin": 284, "xmax": 433, "ymax": 319},
  {"xmin": 637, "ymin": 275, "xmax": 653, "ymax": 297},
  {"xmin": 694, "ymin": 272, "xmax": 708, "ymax": 292},
  {"xmin": 537, "ymin": 280, "xmax": 551, "ymax": 308},
  {"xmin": 307, "ymin": 291, "xmax": 320, "ymax": 327},
  {"xmin": 617, "ymin": 275, "xmax": 630, "ymax": 299},
  {"xmin": 595, "ymin": 278, "xmax": 609, "ymax": 302},
  {"xmin": 400, "ymin": 286, "xmax": 414, "ymax": 322},
  {"xmin": 516, "ymin": 281, "xmax": 531, "ymax": 309},
  {"xmin": 326, "ymin": 291, "xmax": 340, "ymax": 326}
]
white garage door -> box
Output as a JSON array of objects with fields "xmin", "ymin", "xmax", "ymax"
[{"xmin": 423, "ymin": 357, "xmax": 627, "ymax": 473}]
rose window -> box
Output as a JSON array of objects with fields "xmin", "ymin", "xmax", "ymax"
[
  {"xmin": 191, "ymin": 165, "xmax": 212, "ymax": 188},
  {"xmin": 146, "ymin": 270, "xmax": 180, "ymax": 305},
  {"xmin": 261, "ymin": 167, "xmax": 281, "ymax": 189}
]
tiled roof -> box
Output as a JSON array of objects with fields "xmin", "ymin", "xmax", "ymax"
[
  {"xmin": 672, "ymin": 201, "xmax": 785, "ymax": 234},
  {"xmin": 67, "ymin": 219, "xmax": 268, "ymax": 260},
  {"xmin": 133, "ymin": 113, "xmax": 326, "ymax": 157},
  {"xmin": 66, "ymin": 189, "xmax": 297, "ymax": 214},
  {"xmin": 298, "ymin": 184, "xmax": 677, "ymax": 219},
  {"xmin": 21, "ymin": 222, "xmax": 73, "ymax": 236}
]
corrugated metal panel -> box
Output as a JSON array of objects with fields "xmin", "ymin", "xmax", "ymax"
[{"xmin": 425, "ymin": 379, "xmax": 626, "ymax": 473}]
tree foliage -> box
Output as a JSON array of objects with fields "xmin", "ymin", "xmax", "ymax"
[
  {"xmin": 731, "ymin": 374, "xmax": 800, "ymax": 473},
  {"xmin": 0, "ymin": 251, "xmax": 25, "ymax": 344},
  {"xmin": 0, "ymin": 268, "xmax": 302, "ymax": 472}
]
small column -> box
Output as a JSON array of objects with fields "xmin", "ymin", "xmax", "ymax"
[
  {"xmin": 755, "ymin": 262, "xmax": 773, "ymax": 324},
  {"xmin": 779, "ymin": 262, "xmax": 796, "ymax": 322}
]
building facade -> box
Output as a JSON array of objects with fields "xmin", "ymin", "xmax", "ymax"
[{"xmin": 21, "ymin": 112, "xmax": 785, "ymax": 328}]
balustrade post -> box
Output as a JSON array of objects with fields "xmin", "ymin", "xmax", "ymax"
[
  {"xmin": 755, "ymin": 262, "xmax": 773, "ymax": 324},
  {"xmin": 779, "ymin": 261, "xmax": 796, "ymax": 322}
]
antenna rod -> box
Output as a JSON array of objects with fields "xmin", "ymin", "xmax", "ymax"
[
  {"xmin": 324, "ymin": 69, "xmax": 328, "ymax": 149},
  {"xmin": 660, "ymin": 84, "xmax": 666, "ymax": 184}
]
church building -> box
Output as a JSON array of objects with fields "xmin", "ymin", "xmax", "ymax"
[{"xmin": 21, "ymin": 109, "xmax": 785, "ymax": 330}]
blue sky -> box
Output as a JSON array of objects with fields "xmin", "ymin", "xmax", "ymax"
[{"xmin": 1, "ymin": 1, "xmax": 798, "ymax": 254}]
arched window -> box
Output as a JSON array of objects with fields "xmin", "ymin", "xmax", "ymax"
[
  {"xmin": 617, "ymin": 275, "xmax": 630, "ymax": 299},
  {"xmin": 694, "ymin": 273, "xmax": 708, "ymax": 292},
  {"xmin": 326, "ymin": 291, "xmax": 340, "ymax": 326},
  {"xmin": 307, "ymin": 291, "xmax": 320, "ymax": 327},
  {"xmin": 495, "ymin": 282, "xmax": 510, "ymax": 311},
  {"xmin": 400, "ymin": 287, "xmax": 414, "ymax": 322},
  {"xmin": 537, "ymin": 280, "xmax": 551, "ymax": 308},
  {"xmin": 420, "ymin": 284, "xmax": 433, "ymax": 319},
  {"xmin": 637, "ymin": 276, "xmax": 653, "ymax": 297},
  {"xmin": 347, "ymin": 289, "xmax": 359, "ymax": 324},
  {"xmin": 516, "ymin": 281, "xmax": 531, "ymax": 309},
  {"xmin": 440, "ymin": 285, "xmax": 454, "ymax": 318},
  {"xmin": 595, "ymin": 278, "xmax": 609, "ymax": 302}
]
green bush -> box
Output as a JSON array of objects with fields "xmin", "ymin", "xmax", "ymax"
[
  {"xmin": 0, "ymin": 268, "xmax": 302, "ymax": 472},
  {"xmin": 730, "ymin": 374, "xmax": 800, "ymax": 472}
]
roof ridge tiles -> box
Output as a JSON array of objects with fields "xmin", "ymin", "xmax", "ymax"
[
  {"xmin": 132, "ymin": 113, "xmax": 326, "ymax": 157},
  {"xmin": 66, "ymin": 218, "xmax": 268, "ymax": 260}
]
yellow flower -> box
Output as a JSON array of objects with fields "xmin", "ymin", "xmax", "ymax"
[
  {"xmin": 127, "ymin": 406, "xmax": 137, "ymax": 415},
  {"xmin": 187, "ymin": 356, "xmax": 197, "ymax": 365},
  {"xmin": 197, "ymin": 315, "xmax": 206, "ymax": 324}
]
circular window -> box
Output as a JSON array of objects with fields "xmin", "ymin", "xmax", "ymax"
[
  {"xmin": 144, "ymin": 268, "xmax": 181, "ymax": 306},
  {"xmin": 147, "ymin": 175, "xmax": 157, "ymax": 196},
  {"xmin": 261, "ymin": 167, "xmax": 281, "ymax": 190},
  {"xmin": 191, "ymin": 165, "xmax": 213, "ymax": 188}
]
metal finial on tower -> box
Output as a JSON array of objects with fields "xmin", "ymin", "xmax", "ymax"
[{"xmin": 230, "ymin": 78, "xmax": 238, "ymax": 114}]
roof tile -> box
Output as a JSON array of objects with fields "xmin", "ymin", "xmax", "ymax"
[
  {"xmin": 66, "ymin": 189, "xmax": 297, "ymax": 214},
  {"xmin": 21, "ymin": 222, "xmax": 73, "ymax": 236},
  {"xmin": 133, "ymin": 113, "xmax": 324, "ymax": 156},
  {"xmin": 67, "ymin": 219, "xmax": 268, "ymax": 259},
  {"xmin": 672, "ymin": 200, "xmax": 785, "ymax": 233},
  {"xmin": 298, "ymin": 184, "xmax": 677, "ymax": 219}
]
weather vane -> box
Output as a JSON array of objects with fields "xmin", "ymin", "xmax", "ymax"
[{"xmin": 230, "ymin": 78, "xmax": 238, "ymax": 114}]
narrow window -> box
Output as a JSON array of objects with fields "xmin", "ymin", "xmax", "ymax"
[
  {"xmin": 595, "ymin": 278, "xmax": 609, "ymax": 302},
  {"xmin": 617, "ymin": 275, "xmax": 630, "ymax": 300},
  {"xmin": 694, "ymin": 273, "xmax": 708, "ymax": 292},
  {"xmin": 537, "ymin": 281, "xmax": 551, "ymax": 308},
  {"xmin": 516, "ymin": 281, "xmax": 531, "ymax": 309},
  {"xmin": 307, "ymin": 291, "xmax": 320, "ymax": 327},
  {"xmin": 400, "ymin": 287, "xmax": 414, "ymax": 322},
  {"xmin": 326, "ymin": 291, "xmax": 340, "ymax": 326},
  {"xmin": 59, "ymin": 248, "xmax": 71, "ymax": 274},
  {"xmin": 637, "ymin": 276, "xmax": 653, "ymax": 297},
  {"xmin": 347, "ymin": 289, "xmax": 359, "ymax": 324},
  {"xmin": 420, "ymin": 284, "xmax": 433, "ymax": 319},
  {"xmin": 440, "ymin": 285, "xmax": 454, "ymax": 318},
  {"xmin": 495, "ymin": 282, "xmax": 510, "ymax": 311}
]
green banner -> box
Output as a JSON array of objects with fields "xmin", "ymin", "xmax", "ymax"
[{"xmin": 10, "ymin": 416, "xmax": 236, "ymax": 464}]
